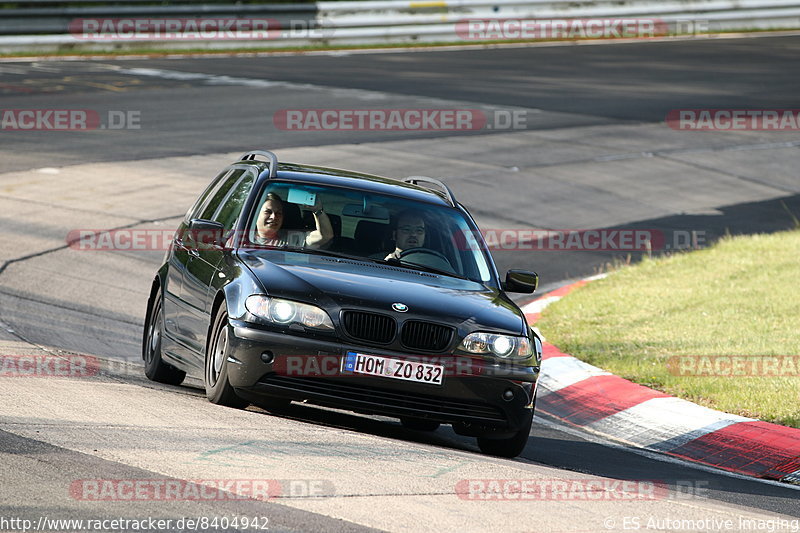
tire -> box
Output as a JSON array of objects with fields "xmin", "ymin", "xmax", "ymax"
[
  {"xmin": 143, "ymin": 287, "xmax": 186, "ymax": 386},
  {"xmin": 476, "ymin": 410, "xmax": 533, "ymax": 458},
  {"xmin": 205, "ymin": 304, "xmax": 249, "ymax": 409},
  {"xmin": 400, "ymin": 417, "xmax": 440, "ymax": 432}
]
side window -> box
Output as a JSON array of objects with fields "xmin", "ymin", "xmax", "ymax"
[
  {"xmin": 187, "ymin": 169, "xmax": 232, "ymax": 221},
  {"xmin": 198, "ymin": 169, "xmax": 246, "ymax": 221},
  {"xmin": 212, "ymin": 170, "xmax": 256, "ymax": 231}
]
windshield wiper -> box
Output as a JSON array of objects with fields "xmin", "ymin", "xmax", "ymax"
[
  {"xmin": 276, "ymin": 247, "xmax": 469, "ymax": 280},
  {"xmin": 379, "ymin": 258, "xmax": 468, "ymax": 280},
  {"xmin": 280, "ymin": 247, "xmax": 380, "ymax": 263}
]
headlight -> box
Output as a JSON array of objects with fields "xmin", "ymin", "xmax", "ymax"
[
  {"xmin": 245, "ymin": 295, "xmax": 334, "ymax": 331},
  {"xmin": 458, "ymin": 332, "xmax": 532, "ymax": 359},
  {"xmin": 271, "ymin": 300, "xmax": 295, "ymax": 323}
]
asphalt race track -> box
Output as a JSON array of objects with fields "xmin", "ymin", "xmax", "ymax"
[{"xmin": 1, "ymin": 35, "xmax": 800, "ymax": 532}]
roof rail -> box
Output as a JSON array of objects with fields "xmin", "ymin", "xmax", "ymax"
[
  {"xmin": 240, "ymin": 150, "xmax": 278, "ymax": 178},
  {"xmin": 402, "ymin": 176, "xmax": 456, "ymax": 207}
]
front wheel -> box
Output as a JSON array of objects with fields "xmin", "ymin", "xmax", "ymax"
[
  {"xmin": 476, "ymin": 410, "xmax": 533, "ymax": 458},
  {"xmin": 143, "ymin": 287, "xmax": 186, "ymax": 386},
  {"xmin": 205, "ymin": 304, "xmax": 249, "ymax": 409}
]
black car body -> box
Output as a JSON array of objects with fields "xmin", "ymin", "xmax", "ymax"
[{"xmin": 143, "ymin": 151, "xmax": 541, "ymax": 457}]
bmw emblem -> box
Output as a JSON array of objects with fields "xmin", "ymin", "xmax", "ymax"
[{"xmin": 392, "ymin": 302, "xmax": 408, "ymax": 313}]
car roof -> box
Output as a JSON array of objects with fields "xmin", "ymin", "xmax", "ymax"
[{"xmin": 245, "ymin": 161, "xmax": 453, "ymax": 207}]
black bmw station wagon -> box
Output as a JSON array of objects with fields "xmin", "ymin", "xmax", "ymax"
[{"xmin": 143, "ymin": 150, "xmax": 541, "ymax": 457}]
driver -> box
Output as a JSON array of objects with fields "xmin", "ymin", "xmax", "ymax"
[{"xmin": 385, "ymin": 211, "xmax": 426, "ymax": 261}]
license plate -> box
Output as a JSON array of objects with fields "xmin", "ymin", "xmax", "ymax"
[{"xmin": 342, "ymin": 352, "xmax": 444, "ymax": 385}]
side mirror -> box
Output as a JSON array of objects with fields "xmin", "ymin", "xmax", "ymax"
[
  {"xmin": 187, "ymin": 219, "xmax": 226, "ymax": 248},
  {"xmin": 503, "ymin": 270, "xmax": 538, "ymax": 294}
]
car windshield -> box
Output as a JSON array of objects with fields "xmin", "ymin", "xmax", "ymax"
[{"xmin": 244, "ymin": 181, "xmax": 494, "ymax": 283}]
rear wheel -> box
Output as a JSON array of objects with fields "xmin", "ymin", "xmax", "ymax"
[
  {"xmin": 400, "ymin": 417, "xmax": 440, "ymax": 432},
  {"xmin": 143, "ymin": 287, "xmax": 186, "ymax": 385},
  {"xmin": 476, "ymin": 410, "xmax": 533, "ymax": 458},
  {"xmin": 205, "ymin": 304, "xmax": 249, "ymax": 409}
]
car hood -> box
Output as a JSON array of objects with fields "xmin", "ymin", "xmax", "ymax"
[{"xmin": 239, "ymin": 250, "xmax": 527, "ymax": 334}]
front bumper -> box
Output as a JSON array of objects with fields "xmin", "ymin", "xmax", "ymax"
[{"xmin": 227, "ymin": 321, "xmax": 539, "ymax": 435}]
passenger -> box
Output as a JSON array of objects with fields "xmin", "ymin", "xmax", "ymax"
[
  {"xmin": 385, "ymin": 210, "xmax": 426, "ymax": 260},
  {"xmin": 254, "ymin": 192, "xmax": 333, "ymax": 247}
]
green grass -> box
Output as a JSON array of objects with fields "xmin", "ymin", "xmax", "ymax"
[{"xmin": 537, "ymin": 229, "xmax": 800, "ymax": 427}]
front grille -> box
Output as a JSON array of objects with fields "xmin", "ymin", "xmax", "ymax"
[
  {"xmin": 257, "ymin": 375, "xmax": 506, "ymax": 424},
  {"xmin": 341, "ymin": 311, "xmax": 396, "ymax": 344},
  {"xmin": 401, "ymin": 321, "xmax": 453, "ymax": 352}
]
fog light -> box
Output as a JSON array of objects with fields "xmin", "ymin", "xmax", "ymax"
[
  {"xmin": 260, "ymin": 351, "xmax": 274, "ymax": 364},
  {"xmin": 502, "ymin": 389, "xmax": 514, "ymax": 401}
]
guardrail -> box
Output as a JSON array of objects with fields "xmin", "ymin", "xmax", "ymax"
[{"xmin": 1, "ymin": 0, "xmax": 799, "ymax": 53}]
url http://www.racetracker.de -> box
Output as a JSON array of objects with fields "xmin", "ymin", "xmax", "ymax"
[{"xmin": 0, "ymin": 515, "xmax": 270, "ymax": 532}]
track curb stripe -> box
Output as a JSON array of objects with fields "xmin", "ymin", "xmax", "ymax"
[
  {"xmin": 538, "ymin": 375, "xmax": 670, "ymax": 426},
  {"xmin": 523, "ymin": 276, "xmax": 800, "ymax": 485}
]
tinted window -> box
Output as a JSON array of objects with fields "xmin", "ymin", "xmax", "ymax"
[
  {"xmin": 187, "ymin": 169, "xmax": 232, "ymax": 221},
  {"xmin": 212, "ymin": 170, "xmax": 256, "ymax": 231},
  {"xmin": 198, "ymin": 169, "xmax": 246, "ymax": 221}
]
